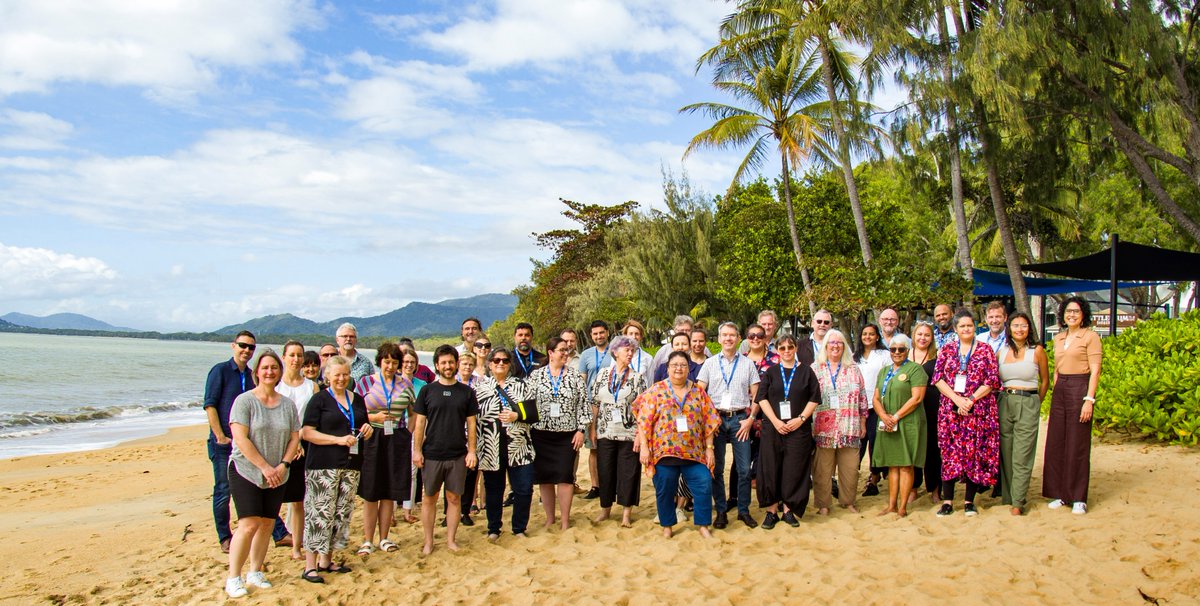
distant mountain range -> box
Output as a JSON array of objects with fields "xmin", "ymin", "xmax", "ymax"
[
  {"xmin": 1, "ymin": 312, "xmax": 139, "ymax": 332},
  {"xmin": 215, "ymin": 293, "xmax": 518, "ymax": 338}
]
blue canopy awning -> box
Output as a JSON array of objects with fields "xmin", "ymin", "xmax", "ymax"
[{"xmin": 971, "ymin": 269, "xmax": 1150, "ymax": 296}]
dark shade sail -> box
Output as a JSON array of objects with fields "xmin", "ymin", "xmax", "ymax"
[
  {"xmin": 971, "ymin": 269, "xmax": 1148, "ymax": 296},
  {"xmin": 1021, "ymin": 241, "xmax": 1200, "ymax": 281}
]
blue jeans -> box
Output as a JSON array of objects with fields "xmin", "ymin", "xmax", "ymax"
[
  {"xmin": 484, "ymin": 462, "xmax": 534, "ymax": 535},
  {"xmin": 712, "ymin": 411, "xmax": 752, "ymax": 515},
  {"xmin": 653, "ymin": 462, "xmax": 713, "ymax": 526},
  {"xmin": 209, "ymin": 438, "xmax": 288, "ymax": 542}
]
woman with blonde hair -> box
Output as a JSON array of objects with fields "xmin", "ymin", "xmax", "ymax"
[{"xmin": 811, "ymin": 330, "xmax": 870, "ymax": 515}]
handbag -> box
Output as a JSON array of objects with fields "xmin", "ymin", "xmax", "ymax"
[{"xmin": 497, "ymin": 384, "xmax": 538, "ymax": 424}]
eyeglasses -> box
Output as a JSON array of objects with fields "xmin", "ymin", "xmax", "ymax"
[
  {"xmin": 337, "ymin": 334, "xmax": 356, "ymax": 340},
  {"xmin": 747, "ymin": 333, "xmax": 765, "ymax": 339},
  {"xmin": 474, "ymin": 342, "xmax": 492, "ymax": 349},
  {"xmin": 1063, "ymin": 309, "xmax": 1082, "ymax": 315},
  {"xmin": 777, "ymin": 345, "xmax": 796, "ymax": 351},
  {"xmin": 813, "ymin": 319, "xmax": 831, "ymax": 325},
  {"xmin": 667, "ymin": 363, "xmax": 690, "ymax": 369},
  {"xmin": 553, "ymin": 348, "xmax": 571, "ymax": 354},
  {"xmin": 491, "ymin": 358, "xmax": 512, "ymax": 365},
  {"xmin": 235, "ymin": 342, "xmax": 256, "ymax": 351},
  {"xmin": 889, "ymin": 347, "xmax": 908, "ymax": 353}
]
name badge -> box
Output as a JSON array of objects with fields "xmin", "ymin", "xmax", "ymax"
[
  {"xmin": 675, "ymin": 416, "xmax": 688, "ymax": 432},
  {"xmin": 348, "ymin": 441, "xmax": 359, "ymax": 455},
  {"xmin": 610, "ymin": 408, "xmax": 623, "ymax": 424},
  {"xmin": 953, "ymin": 373, "xmax": 968, "ymax": 393},
  {"xmin": 721, "ymin": 393, "xmax": 732, "ymax": 409},
  {"xmin": 830, "ymin": 394, "xmax": 841, "ymax": 407},
  {"xmin": 383, "ymin": 419, "xmax": 394, "ymax": 435},
  {"xmin": 550, "ymin": 403, "xmax": 563, "ymax": 417},
  {"xmin": 778, "ymin": 400, "xmax": 792, "ymax": 420}
]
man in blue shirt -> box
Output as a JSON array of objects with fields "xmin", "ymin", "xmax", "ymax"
[
  {"xmin": 576, "ymin": 320, "xmax": 613, "ymax": 499},
  {"xmin": 203, "ymin": 331, "xmax": 289, "ymax": 552}
]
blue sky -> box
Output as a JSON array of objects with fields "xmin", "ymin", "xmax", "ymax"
[{"xmin": 0, "ymin": 0, "xmax": 900, "ymax": 332}]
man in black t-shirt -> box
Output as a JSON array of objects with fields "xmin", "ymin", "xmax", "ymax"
[
  {"xmin": 510, "ymin": 322, "xmax": 546, "ymax": 378},
  {"xmin": 413, "ymin": 345, "xmax": 479, "ymax": 555}
]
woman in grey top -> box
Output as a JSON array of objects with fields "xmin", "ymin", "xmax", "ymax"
[
  {"xmin": 224, "ymin": 349, "xmax": 301, "ymax": 598},
  {"xmin": 589, "ymin": 336, "xmax": 648, "ymax": 527},
  {"xmin": 996, "ymin": 312, "xmax": 1049, "ymax": 515}
]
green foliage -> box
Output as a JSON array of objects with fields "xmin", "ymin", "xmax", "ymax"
[{"xmin": 1091, "ymin": 311, "xmax": 1200, "ymax": 446}]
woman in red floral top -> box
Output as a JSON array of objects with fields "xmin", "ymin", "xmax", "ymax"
[{"xmin": 636, "ymin": 351, "xmax": 720, "ymax": 538}]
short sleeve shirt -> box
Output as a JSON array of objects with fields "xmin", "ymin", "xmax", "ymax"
[
  {"xmin": 413, "ymin": 381, "xmax": 480, "ymax": 461},
  {"xmin": 696, "ymin": 353, "xmax": 760, "ymax": 411}
]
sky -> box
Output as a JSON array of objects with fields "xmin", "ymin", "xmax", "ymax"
[{"xmin": 0, "ymin": 0, "xmax": 902, "ymax": 332}]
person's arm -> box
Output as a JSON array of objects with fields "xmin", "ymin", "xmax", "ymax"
[
  {"xmin": 203, "ymin": 366, "xmax": 230, "ymax": 444},
  {"xmin": 411, "ymin": 413, "xmax": 426, "ymax": 468},
  {"xmin": 465, "ymin": 415, "xmax": 478, "ymax": 469},
  {"xmin": 1082, "ymin": 332, "xmax": 1102, "ymax": 422},
  {"xmin": 1035, "ymin": 345, "xmax": 1050, "ymax": 401}
]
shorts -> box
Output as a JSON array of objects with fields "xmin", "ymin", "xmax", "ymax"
[
  {"xmin": 422, "ymin": 456, "xmax": 467, "ymax": 497},
  {"xmin": 229, "ymin": 463, "xmax": 286, "ymax": 520}
]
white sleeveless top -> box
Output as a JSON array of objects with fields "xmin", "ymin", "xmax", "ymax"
[
  {"xmin": 276, "ymin": 378, "xmax": 316, "ymax": 423},
  {"xmin": 997, "ymin": 345, "xmax": 1039, "ymax": 390}
]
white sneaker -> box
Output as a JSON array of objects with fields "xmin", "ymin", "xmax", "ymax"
[
  {"xmin": 225, "ymin": 576, "xmax": 247, "ymax": 598},
  {"xmin": 1071, "ymin": 502, "xmax": 1087, "ymax": 515},
  {"xmin": 245, "ymin": 571, "xmax": 272, "ymax": 588},
  {"xmin": 1047, "ymin": 499, "xmax": 1065, "ymax": 509}
]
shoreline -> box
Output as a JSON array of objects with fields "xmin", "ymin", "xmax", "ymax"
[{"xmin": 1, "ymin": 423, "xmax": 1199, "ymax": 604}]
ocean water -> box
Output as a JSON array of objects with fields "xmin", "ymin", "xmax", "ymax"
[{"xmin": 0, "ymin": 333, "xmax": 403, "ymax": 459}]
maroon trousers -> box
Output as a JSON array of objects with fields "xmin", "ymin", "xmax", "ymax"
[{"xmin": 1042, "ymin": 373, "xmax": 1092, "ymax": 503}]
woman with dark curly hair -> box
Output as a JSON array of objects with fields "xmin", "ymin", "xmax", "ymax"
[{"xmin": 1043, "ymin": 296, "xmax": 1102, "ymax": 515}]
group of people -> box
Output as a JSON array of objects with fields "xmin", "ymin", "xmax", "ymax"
[{"xmin": 205, "ymin": 302, "xmax": 1103, "ymax": 597}]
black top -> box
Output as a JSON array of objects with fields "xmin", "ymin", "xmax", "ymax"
[
  {"xmin": 796, "ymin": 338, "xmax": 818, "ymax": 367},
  {"xmin": 758, "ymin": 361, "xmax": 821, "ymax": 418},
  {"xmin": 511, "ymin": 348, "xmax": 547, "ymax": 379},
  {"xmin": 413, "ymin": 381, "xmax": 480, "ymax": 460},
  {"xmin": 302, "ymin": 389, "xmax": 369, "ymax": 471}
]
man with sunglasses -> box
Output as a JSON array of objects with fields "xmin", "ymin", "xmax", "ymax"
[
  {"xmin": 203, "ymin": 331, "xmax": 290, "ymax": 552},
  {"xmin": 739, "ymin": 310, "xmax": 781, "ymax": 355},
  {"xmin": 797, "ymin": 309, "xmax": 834, "ymax": 367}
]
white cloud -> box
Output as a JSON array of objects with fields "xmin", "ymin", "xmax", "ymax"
[
  {"xmin": 0, "ymin": 242, "xmax": 117, "ymax": 299},
  {"xmin": 0, "ymin": 0, "xmax": 323, "ymax": 97},
  {"xmin": 335, "ymin": 54, "xmax": 483, "ymax": 136},
  {"xmin": 0, "ymin": 109, "xmax": 74, "ymax": 150}
]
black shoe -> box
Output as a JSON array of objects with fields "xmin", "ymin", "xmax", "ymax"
[
  {"xmin": 502, "ymin": 493, "xmax": 515, "ymax": 507},
  {"xmin": 683, "ymin": 498, "xmax": 694, "ymax": 512},
  {"xmin": 761, "ymin": 512, "xmax": 779, "ymax": 529},
  {"xmin": 460, "ymin": 514, "xmax": 475, "ymax": 526},
  {"xmin": 936, "ymin": 503, "xmax": 954, "ymax": 517},
  {"xmin": 439, "ymin": 517, "xmax": 447, "ymax": 527},
  {"xmin": 964, "ymin": 503, "xmax": 978, "ymax": 517},
  {"xmin": 863, "ymin": 482, "xmax": 880, "ymax": 497},
  {"xmin": 737, "ymin": 512, "xmax": 758, "ymax": 528},
  {"xmin": 713, "ymin": 511, "xmax": 728, "ymax": 529},
  {"xmin": 831, "ymin": 479, "xmax": 839, "ymax": 499},
  {"xmin": 782, "ymin": 511, "xmax": 800, "ymax": 527},
  {"xmin": 582, "ymin": 487, "xmax": 600, "ymax": 500}
]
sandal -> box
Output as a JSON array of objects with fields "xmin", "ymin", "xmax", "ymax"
[
  {"xmin": 319, "ymin": 563, "xmax": 353, "ymax": 574},
  {"xmin": 356, "ymin": 542, "xmax": 374, "ymax": 556},
  {"xmin": 379, "ymin": 539, "xmax": 398, "ymax": 552},
  {"xmin": 301, "ymin": 569, "xmax": 325, "ymax": 584}
]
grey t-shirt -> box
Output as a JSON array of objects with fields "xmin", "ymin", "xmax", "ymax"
[{"xmin": 230, "ymin": 391, "xmax": 300, "ymax": 488}]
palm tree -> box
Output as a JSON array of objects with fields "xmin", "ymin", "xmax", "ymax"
[{"xmin": 681, "ymin": 31, "xmax": 837, "ymax": 315}]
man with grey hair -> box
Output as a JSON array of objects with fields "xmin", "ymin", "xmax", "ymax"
[
  {"xmin": 739, "ymin": 309, "xmax": 782, "ymax": 354},
  {"xmin": 796, "ymin": 309, "xmax": 833, "ymax": 367},
  {"xmin": 647, "ymin": 314, "xmax": 694, "ymax": 380},
  {"xmin": 878, "ymin": 308, "xmax": 906, "ymax": 345},
  {"xmin": 336, "ymin": 322, "xmax": 375, "ymax": 382}
]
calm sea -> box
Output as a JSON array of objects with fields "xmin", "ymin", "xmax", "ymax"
[{"xmin": 0, "ymin": 333, "xmax": 403, "ymax": 459}]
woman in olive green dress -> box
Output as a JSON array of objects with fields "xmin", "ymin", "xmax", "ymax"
[{"xmin": 871, "ymin": 334, "xmax": 928, "ymax": 517}]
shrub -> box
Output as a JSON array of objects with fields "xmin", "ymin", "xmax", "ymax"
[{"xmin": 1089, "ymin": 310, "xmax": 1200, "ymax": 446}]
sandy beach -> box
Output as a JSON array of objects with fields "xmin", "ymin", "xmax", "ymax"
[{"xmin": 1, "ymin": 423, "xmax": 1197, "ymax": 605}]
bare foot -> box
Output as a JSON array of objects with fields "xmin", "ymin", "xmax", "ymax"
[
  {"xmin": 847, "ymin": 505, "xmax": 859, "ymax": 514},
  {"xmin": 662, "ymin": 526, "xmax": 673, "ymax": 538},
  {"xmin": 697, "ymin": 526, "xmax": 712, "ymax": 539},
  {"xmin": 447, "ymin": 542, "xmax": 460, "ymax": 552},
  {"xmin": 878, "ymin": 507, "xmax": 897, "ymax": 517},
  {"xmin": 620, "ymin": 519, "xmax": 632, "ymax": 528},
  {"xmin": 291, "ymin": 550, "xmax": 304, "ymax": 560},
  {"xmin": 421, "ymin": 543, "xmax": 433, "ymax": 556},
  {"xmin": 559, "ymin": 521, "xmax": 570, "ymax": 531},
  {"xmin": 593, "ymin": 511, "xmax": 610, "ymax": 523},
  {"xmin": 621, "ymin": 512, "xmax": 633, "ymax": 528},
  {"xmin": 514, "ymin": 532, "xmax": 527, "ymax": 538},
  {"xmin": 543, "ymin": 520, "xmax": 556, "ymax": 529},
  {"xmin": 907, "ymin": 492, "xmax": 918, "ymax": 505},
  {"xmin": 1011, "ymin": 507, "xmax": 1022, "ymax": 516},
  {"xmin": 817, "ymin": 508, "xmax": 829, "ymax": 516},
  {"xmin": 898, "ymin": 508, "xmax": 908, "ymax": 518}
]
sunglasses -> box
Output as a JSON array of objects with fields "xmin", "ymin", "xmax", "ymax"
[
  {"xmin": 474, "ymin": 342, "xmax": 492, "ymax": 349},
  {"xmin": 889, "ymin": 347, "xmax": 908, "ymax": 353},
  {"xmin": 491, "ymin": 358, "xmax": 512, "ymax": 365},
  {"xmin": 235, "ymin": 342, "xmax": 256, "ymax": 351},
  {"xmin": 777, "ymin": 345, "xmax": 796, "ymax": 351},
  {"xmin": 814, "ymin": 319, "xmax": 832, "ymax": 325},
  {"xmin": 747, "ymin": 333, "xmax": 765, "ymax": 339}
]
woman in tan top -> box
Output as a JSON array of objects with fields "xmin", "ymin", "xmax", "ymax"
[{"xmin": 1043, "ymin": 296, "xmax": 1102, "ymax": 515}]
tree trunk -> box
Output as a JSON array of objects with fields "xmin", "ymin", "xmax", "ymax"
[
  {"xmin": 975, "ymin": 103, "xmax": 1030, "ymax": 312},
  {"xmin": 818, "ymin": 37, "xmax": 873, "ymax": 266},
  {"xmin": 937, "ymin": 2, "xmax": 973, "ymax": 281},
  {"xmin": 781, "ymin": 153, "xmax": 817, "ymax": 316}
]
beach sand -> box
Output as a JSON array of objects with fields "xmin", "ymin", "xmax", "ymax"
[{"xmin": 1, "ymin": 424, "xmax": 1197, "ymax": 605}]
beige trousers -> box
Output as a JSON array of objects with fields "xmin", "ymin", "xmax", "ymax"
[{"xmin": 813, "ymin": 447, "xmax": 860, "ymax": 509}]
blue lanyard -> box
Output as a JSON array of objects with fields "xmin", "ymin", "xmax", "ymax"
[
  {"xmin": 881, "ymin": 365, "xmax": 900, "ymax": 397},
  {"xmin": 549, "ymin": 367, "xmax": 563, "ymax": 398},
  {"xmin": 380, "ymin": 375, "xmax": 397, "ymax": 411},
  {"xmin": 958, "ymin": 341, "xmax": 976, "ymax": 373},
  {"xmin": 517, "ymin": 350, "xmax": 534, "ymax": 374},
  {"xmin": 780, "ymin": 363, "xmax": 796, "ymax": 399},
  {"xmin": 827, "ymin": 363, "xmax": 841, "ymax": 391},
  {"xmin": 667, "ymin": 381, "xmax": 690, "ymax": 411},
  {"xmin": 495, "ymin": 384, "xmax": 511, "ymax": 409},
  {"xmin": 594, "ymin": 346, "xmax": 606, "ymax": 371},
  {"xmin": 330, "ymin": 388, "xmax": 354, "ymax": 431},
  {"xmin": 634, "ymin": 351, "xmax": 642, "ymax": 373},
  {"xmin": 609, "ymin": 367, "xmax": 628, "ymax": 403},
  {"xmin": 718, "ymin": 354, "xmax": 740, "ymax": 389}
]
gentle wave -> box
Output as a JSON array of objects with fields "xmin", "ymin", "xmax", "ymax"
[{"xmin": 0, "ymin": 401, "xmax": 202, "ymax": 436}]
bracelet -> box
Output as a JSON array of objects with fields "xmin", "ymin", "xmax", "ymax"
[{"xmin": 1082, "ymin": 396, "xmax": 1096, "ymax": 402}]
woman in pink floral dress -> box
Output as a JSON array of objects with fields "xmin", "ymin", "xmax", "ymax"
[
  {"xmin": 812, "ymin": 330, "xmax": 870, "ymax": 515},
  {"xmin": 932, "ymin": 308, "xmax": 1002, "ymax": 517}
]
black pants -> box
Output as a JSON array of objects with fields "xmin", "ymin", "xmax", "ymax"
[
  {"xmin": 941, "ymin": 479, "xmax": 983, "ymax": 503},
  {"xmin": 596, "ymin": 438, "xmax": 640, "ymax": 508},
  {"xmin": 859, "ymin": 410, "xmax": 886, "ymax": 477},
  {"xmin": 756, "ymin": 423, "xmax": 814, "ymax": 515},
  {"xmin": 923, "ymin": 399, "xmax": 943, "ymax": 493}
]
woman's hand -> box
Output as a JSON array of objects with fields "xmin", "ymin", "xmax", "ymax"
[
  {"xmin": 261, "ymin": 464, "xmax": 284, "ymax": 488},
  {"xmin": 639, "ymin": 450, "xmax": 650, "ymax": 466},
  {"xmin": 772, "ymin": 419, "xmax": 789, "ymax": 434},
  {"xmin": 1080, "ymin": 401, "xmax": 1094, "ymax": 423},
  {"xmin": 572, "ymin": 430, "xmax": 584, "ymax": 451},
  {"xmin": 705, "ymin": 447, "xmax": 715, "ymax": 471},
  {"xmin": 498, "ymin": 410, "xmax": 518, "ymax": 424},
  {"xmin": 342, "ymin": 433, "xmax": 357, "ymax": 447},
  {"xmin": 360, "ymin": 423, "xmax": 374, "ymax": 440}
]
